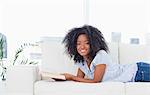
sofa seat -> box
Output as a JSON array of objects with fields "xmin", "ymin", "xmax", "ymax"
[
  {"xmin": 125, "ymin": 82, "xmax": 150, "ymax": 95},
  {"xmin": 34, "ymin": 80, "xmax": 125, "ymax": 95}
]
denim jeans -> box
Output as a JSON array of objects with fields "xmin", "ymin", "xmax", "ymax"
[{"xmin": 135, "ymin": 62, "xmax": 150, "ymax": 82}]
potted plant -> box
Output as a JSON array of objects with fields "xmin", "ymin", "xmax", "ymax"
[
  {"xmin": 13, "ymin": 43, "xmax": 39, "ymax": 65},
  {"xmin": 0, "ymin": 35, "xmax": 7, "ymax": 81}
]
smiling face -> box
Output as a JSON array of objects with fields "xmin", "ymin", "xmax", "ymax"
[{"xmin": 76, "ymin": 34, "xmax": 90, "ymax": 58}]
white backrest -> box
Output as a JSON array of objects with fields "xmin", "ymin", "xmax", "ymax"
[
  {"xmin": 119, "ymin": 43, "xmax": 150, "ymax": 64},
  {"xmin": 107, "ymin": 42, "xmax": 119, "ymax": 64},
  {"xmin": 41, "ymin": 37, "xmax": 77, "ymax": 75},
  {"xmin": 41, "ymin": 37, "xmax": 119, "ymax": 74}
]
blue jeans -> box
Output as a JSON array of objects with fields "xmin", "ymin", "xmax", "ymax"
[{"xmin": 135, "ymin": 62, "xmax": 150, "ymax": 82}]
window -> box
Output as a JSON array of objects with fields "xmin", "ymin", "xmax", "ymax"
[
  {"xmin": 0, "ymin": 0, "xmax": 150, "ymax": 64},
  {"xmin": 89, "ymin": 0, "xmax": 149, "ymax": 44},
  {"xmin": 1, "ymin": 0, "xmax": 84, "ymax": 64}
]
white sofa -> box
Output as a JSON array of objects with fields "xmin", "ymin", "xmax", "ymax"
[{"xmin": 6, "ymin": 37, "xmax": 150, "ymax": 95}]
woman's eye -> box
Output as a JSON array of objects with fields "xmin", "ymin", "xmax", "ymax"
[
  {"xmin": 86, "ymin": 42, "xmax": 89, "ymax": 44},
  {"xmin": 77, "ymin": 43, "xmax": 80, "ymax": 45}
]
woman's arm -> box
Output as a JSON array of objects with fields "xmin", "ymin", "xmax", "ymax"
[
  {"xmin": 77, "ymin": 68, "xmax": 85, "ymax": 78},
  {"xmin": 64, "ymin": 64, "xmax": 106, "ymax": 83}
]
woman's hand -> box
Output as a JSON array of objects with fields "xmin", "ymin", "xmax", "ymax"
[{"xmin": 62, "ymin": 73, "xmax": 74, "ymax": 80}]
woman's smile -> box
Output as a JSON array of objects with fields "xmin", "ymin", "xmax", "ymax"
[{"xmin": 77, "ymin": 34, "xmax": 90, "ymax": 57}]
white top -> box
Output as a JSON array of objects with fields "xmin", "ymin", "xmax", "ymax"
[{"xmin": 76, "ymin": 50, "xmax": 138, "ymax": 82}]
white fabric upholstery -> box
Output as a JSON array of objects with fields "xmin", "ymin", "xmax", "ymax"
[
  {"xmin": 34, "ymin": 80, "xmax": 125, "ymax": 95},
  {"xmin": 119, "ymin": 44, "xmax": 150, "ymax": 64},
  {"xmin": 107, "ymin": 42, "xmax": 119, "ymax": 64},
  {"xmin": 6, "ymin": 65, "xmax": 39, "ymax": 95},
  {"xmin": 41, "ymin": 38, "xmax": 77, "ymax": 75},
  {"xmin": 125, "ymin": 82, "xmax": 150, "ymax": 95}
]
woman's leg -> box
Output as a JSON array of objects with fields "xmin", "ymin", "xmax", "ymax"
[{"xmin": 135, "ymin": 62, "xmax": 150, "ymax": 82}]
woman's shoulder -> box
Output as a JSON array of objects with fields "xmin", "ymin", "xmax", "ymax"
[
  {"xmin": 75, "ymin": 61, "xmax": 84, "ymax": 67},
  {"xmin": 96, "ymin": 50, "xmax": 108, "ymax": 55},
  {"xmin": 92, "ymin": 50, "xmax": 112, "ymax": 66},
  {"xmin": 93, "ymin": 50, "xmax": 110, "ymax": 61}
]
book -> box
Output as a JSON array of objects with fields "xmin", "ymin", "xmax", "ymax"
[{"xmin": 41, "ymin": 72, "xmax": 66, "ymax": 81}]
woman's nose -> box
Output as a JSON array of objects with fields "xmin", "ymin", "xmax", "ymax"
[{"xmin": 80, "ymin": 45, "xmax": 85, "ymax": 49}]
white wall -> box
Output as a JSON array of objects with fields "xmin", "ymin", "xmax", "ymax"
[
  {"xmin": 0, "ymin": 0, "xmax": 84, "ymax": 64},
  {"xmin": 0, "ymin": 0, "xmax": 150, "ymax": 64},
  {"xmin": 89, "ymin": 0, "xmax": 150, "ymax": 44}
]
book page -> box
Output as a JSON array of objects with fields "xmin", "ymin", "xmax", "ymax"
[{"xmin": 41, "ymin": 72, "xmax": 66, "ymax": 81}]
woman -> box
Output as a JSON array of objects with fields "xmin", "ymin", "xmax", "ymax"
[{"xmin": 62, "ymin": 25, "xmax": 150, "ymax": 83}]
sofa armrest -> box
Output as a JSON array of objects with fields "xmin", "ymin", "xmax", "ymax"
[{"xmin": 6, "ymin": 65, "xmax": 40, "ymax": 95}]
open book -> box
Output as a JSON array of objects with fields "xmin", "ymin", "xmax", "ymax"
[{"xmin": 41, "ymin": 72, "xmax": 66, "ymax": 81}]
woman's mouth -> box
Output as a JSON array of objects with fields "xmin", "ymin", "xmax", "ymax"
[{"xmin": 80, "ymin": 50, "xmax": 86, "ymax": 53}]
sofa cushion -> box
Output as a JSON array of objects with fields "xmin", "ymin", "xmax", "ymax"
[
  {"xmin": 6, "ymin": 65, "xmax": 39, "ymax": 95},
  {"xmin": 125, "ymin": 82, "xmax": 150, "ymax": 95},
  {"xmin": 34, "ymin": 80, "xmax": 125, "ymax": 95},
  {"xmin": 41, "ymin": 37, "xmax": 77, "ymax": 75},
  {"xmin": 107, "ymin": 42, "xmax": 119, "ymax": 64},
  {"xmin": 119, "ymin": 44, "xmax": 150, "ymax": 64}
]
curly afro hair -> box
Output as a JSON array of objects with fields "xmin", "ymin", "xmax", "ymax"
[{"xmin": 62, "ymin": 25, "xmax": 109, "ymax": 63}]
